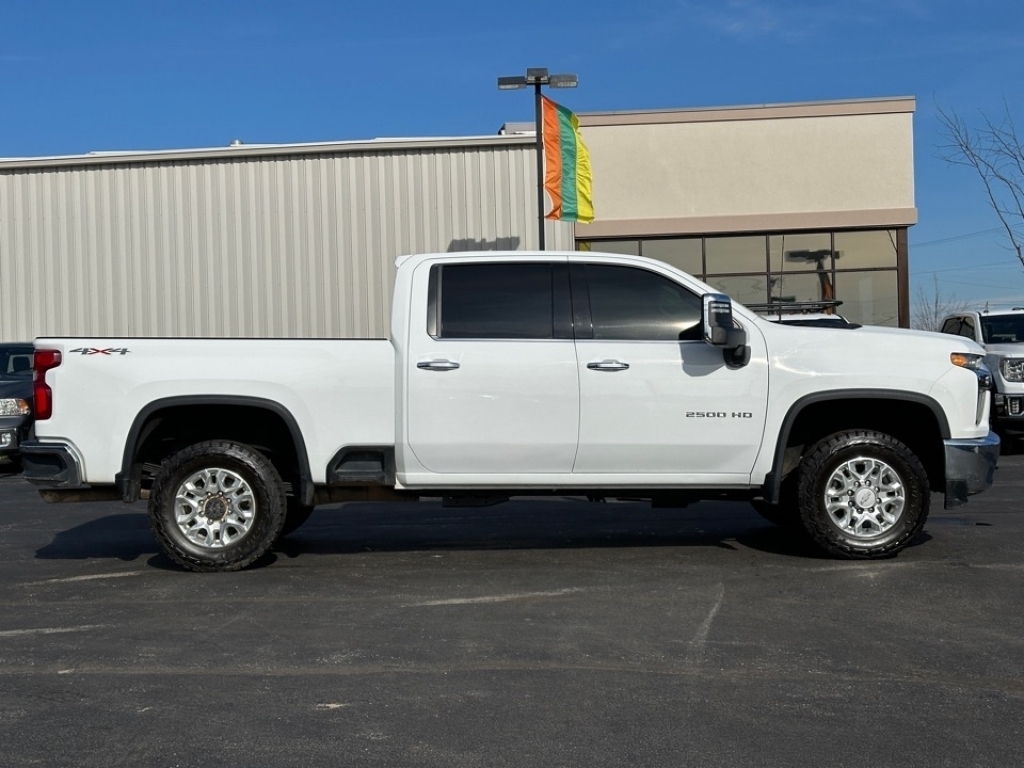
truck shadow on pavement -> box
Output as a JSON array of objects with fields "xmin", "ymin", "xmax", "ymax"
[
  {"xmin": 35, "ymin": 510, "xmax": 160, "ymax": 562},
  {"xmin": 35, "ymin": 499, "xmax": 932, "ymax": 569}
]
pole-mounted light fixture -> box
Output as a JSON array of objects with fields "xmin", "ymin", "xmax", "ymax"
[{"xmin": 497, "ymin": 67, "xmax": 578, "ymax": 250}]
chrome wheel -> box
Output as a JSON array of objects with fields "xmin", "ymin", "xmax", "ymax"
[
  {"xmin": 823, "ymin": 456, "xmax": 906, "ymax": 539},
  {"xmin": 173, "ymin": 467, "xmax": 256, "ymax": 549}
]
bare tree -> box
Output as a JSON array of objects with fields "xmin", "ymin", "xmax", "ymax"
[
  {"xmin": 938, "ymin": 103, "xmax": 1024, "ymax": 268},
  {"xmin": 912, "ymin": 275, "xmax": 970, "ymax": 331}
]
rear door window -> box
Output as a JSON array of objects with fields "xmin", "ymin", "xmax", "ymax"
[{"xmin": 431, "ymin": 263, "xmax": 570, "ymax": 339}]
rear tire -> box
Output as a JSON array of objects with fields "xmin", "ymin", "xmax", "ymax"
[
  {"xmin": 148, "ymin": 440, "xmax": 287, "ymax": 572},
  {"xmin": 796, "ymin": 430, "xmax": 929, "ymax": 559}
]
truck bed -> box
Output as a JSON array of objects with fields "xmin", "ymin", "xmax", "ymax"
[{"xmin": 32, "ymin": 337, "xmax": 396, "ymax": 484}]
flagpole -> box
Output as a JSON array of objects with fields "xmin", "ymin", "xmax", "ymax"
[
  {"xmin": 496, "ymin": 68, "xmax": 578, "ymax": 252},
  {"xmin": 534, "ymin": 81, "xmax": 546, "ymax": 251}
]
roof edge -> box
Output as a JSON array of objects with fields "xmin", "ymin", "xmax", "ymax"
[
  {"xmin": 0, "ymin": 134, "xmax": 536, "ymax": 171},
  {"xmin": 579, "ymin": 96, "xmax": 916, "ymax": 127}
]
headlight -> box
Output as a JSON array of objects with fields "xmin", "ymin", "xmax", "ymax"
[
  {"xmin": 950, "ymin": 352, "xmax": 986, "ymax": 370},
  {"xmin": 1002, "ymin": 358, "xmax": 1024, "ymax": 383},
  {"xmin": 0, "ymin": 398, "xmax": 31, "ymax": 416}
]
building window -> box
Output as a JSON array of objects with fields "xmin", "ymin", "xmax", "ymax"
[
  {"xmin": 581, "ymin": 239, "xmax": 640, "ymax": 256},
  {"xmin": 770, "ymin": 272, "xmax": 833, "ymax": 306},
  {"xmin": 641, "ymin": 238, "xmax": 703, "ymax": 276},
  {"xmin": 578, "ymin": 227, "xmax": 904, "ymax": 327},
  {"xmin": 834, "ymin": 271, "xmax": 899, "ymax": 327},
  {"xmin": 706, "ymin": 275, "xmax": 769, "ymax": 308},
  {"xmin": 834, "ymin": 230, "xmax": 898, "ymax": 269},
  {"xmin": 769, "ymin": 232, "xmax": 833, "ymax": 272},
  {"xmin": 705, "ymin": 235, "xmax": 768, "ymax": 274}
]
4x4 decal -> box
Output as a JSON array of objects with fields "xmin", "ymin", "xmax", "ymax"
[{"xmin": 68, "ymin": 347, "xmax": 131, "ymax": 356}]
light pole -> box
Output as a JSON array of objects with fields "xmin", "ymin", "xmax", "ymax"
[{"xmin": 497, "ymin": 67, "xmax": 578, "ymax": 250}]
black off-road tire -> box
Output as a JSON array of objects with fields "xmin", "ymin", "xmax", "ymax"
[
  {"xmin": 796, "ymin": 430, "xmax": 930, "ymax": 559},
  {"xmin": 280, "ymin": 499, "xmax": 316, "ymax": 537},
  {"xmin": 148, "ymin": 440, "xmax": 287, "ymax": 572}
]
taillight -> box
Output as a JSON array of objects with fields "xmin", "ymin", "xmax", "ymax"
[{"xmin": 33, "ymin": 349, "xmax": 62, "ymax": 420}]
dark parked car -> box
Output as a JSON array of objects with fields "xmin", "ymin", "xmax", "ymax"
[{"xmin": 0, "ymin": 344, "xmax": 34, "ymax": 468}]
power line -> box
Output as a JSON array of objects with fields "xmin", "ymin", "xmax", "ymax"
[
  {"xmin": 912, "ymin": 227, "xmax": 1010, "ymax": 248},
  {"xmin": 912, "ymin": 259, "xmax": 1020, "ymax": 275},
  {"xmin": 929, "ymin": 279, "xmax": 1023, "ymax": 291}
]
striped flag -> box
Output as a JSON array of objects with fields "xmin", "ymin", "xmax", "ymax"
[{"xmin": 541, "ymin": 96, "xmax": 594, "ymax": 223}]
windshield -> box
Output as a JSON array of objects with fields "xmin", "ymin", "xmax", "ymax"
[
  {"xmin": 981, "ymin": 316, "xmax": 1024, "ymax": 344},
  {"xmin": 0, "ymin": 346, "xmax": 34, "ymax": 379}
]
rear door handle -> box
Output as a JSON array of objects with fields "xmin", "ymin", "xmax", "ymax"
[
  {"xmin": 586, "ymin": 360, "xmax": 629, "ymax": 371},
  {"xmin": 417, "ymin": 359, "xmax": 461, "ymax": 371}
]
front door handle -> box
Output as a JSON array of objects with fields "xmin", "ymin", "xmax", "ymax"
[
  {"xmin": 587, "ymin": 360, "xmax": 630, "ymax": 371},
  {"xmin": 417, "ymin": 359, "xmax": 461, "ymax": 371}
]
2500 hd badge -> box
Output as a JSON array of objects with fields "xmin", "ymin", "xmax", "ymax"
[{"xmin": 686, "ymin": 411, "xmax": 754, "ymax": 418}]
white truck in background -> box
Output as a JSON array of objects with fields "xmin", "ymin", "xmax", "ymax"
[
  {"xmin": 940, "ymin": 307, "xmax": 1024, "ymax": 439},
  {"xmin": 22, "ymin": 251, "xmax": 999, "ymax": 571}
]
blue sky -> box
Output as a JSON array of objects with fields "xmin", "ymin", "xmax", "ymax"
[{"xmin": 3, "ymin": 0, "xmax": 1023, "ymax": 305}]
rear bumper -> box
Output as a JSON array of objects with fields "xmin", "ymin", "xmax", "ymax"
[
  {"xmin": 19, "ymin": 440, "xmax": 85, "ymax": 488},
  {"xmin": 944, "ymin": 432, "xmax": 1000, "ymax": 509}
]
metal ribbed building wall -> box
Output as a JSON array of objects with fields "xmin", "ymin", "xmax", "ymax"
[{"xmin": 0, "ymin": 138, "xmax": 574, "ymax": 341}]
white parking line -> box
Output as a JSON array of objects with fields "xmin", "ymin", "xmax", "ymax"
[
  {"xmin": 0, "ymin": 625, "xmax": 108, "ymax": 638},
  {"xmin": 408, "ymin": 588, "xmax": 583, "ymax": 606},
  {"xmin": 21, "ymin": 571, "xmax": 143, "ymax": 586},
  {"xmin": 687, "ymin": 583, "xmax": 725, "ymax": 665}
]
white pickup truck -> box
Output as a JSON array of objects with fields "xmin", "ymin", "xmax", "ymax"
[
  {"xmin": 23, "ymin": 251, "xmax": 999, "ymax": 571},
  {"xmin": 940, "ymin": 308, "xmax": 1024, "ymax": 438}
]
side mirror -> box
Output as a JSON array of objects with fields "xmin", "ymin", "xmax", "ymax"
[
  {"xmin": 702, "ymin": 294, "xmax": 734, "ymax": 346},
  {"xmin": 702, "ymin": 293, "xmax": 750, "ymax": 368}
]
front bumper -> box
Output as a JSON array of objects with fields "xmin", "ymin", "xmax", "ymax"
[
  {"xmin": 0, "ymin": 416, "xmax": 30, "ymax": 456},
  {"xmin": 0, "ymin": 428, "xmax": 19, "ymax": 454},
  {"xmin": 944, "ymin": 432, "xmax": 1000, "ymax": 509},
  {"xmin": 993, "ymin": 393, "xmax": 1024, "ymax": 433},
  {"xmin": 19, "ymin": 440, "xmax": 86, "ymax": 488}
]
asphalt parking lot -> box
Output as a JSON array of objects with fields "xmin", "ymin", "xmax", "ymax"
[{"xmin": 1, "ymin": 451, "xmax": 1022, "ymax": 768}]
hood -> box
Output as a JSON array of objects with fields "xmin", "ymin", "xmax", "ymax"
[
  {"xmin": 982, "ymin": 342, "xmax": 1024, "ymax": 357},
  {"xmin": 754, "ymin": 319, "xmax": 988, "ymax": 372},
  {"xmin": 753, "ymin": 318, "xmax": 985, "ymax": 351}
]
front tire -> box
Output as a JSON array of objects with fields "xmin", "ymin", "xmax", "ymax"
[
  {"xmin": 148, "ymin": 440, "xmax": 287, "ymax": 572},
  {"xmin": 796, "ymin": 430, "xmax": 930, "ymax": 559}
]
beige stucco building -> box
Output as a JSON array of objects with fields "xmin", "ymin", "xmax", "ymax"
[
  {"xmin": 0, "ymin": 96, "xmax": 914, "ymax": 341},
  {"xmin": 572, "ymin": 97, "xmax": 915, "ymax": 327}
]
